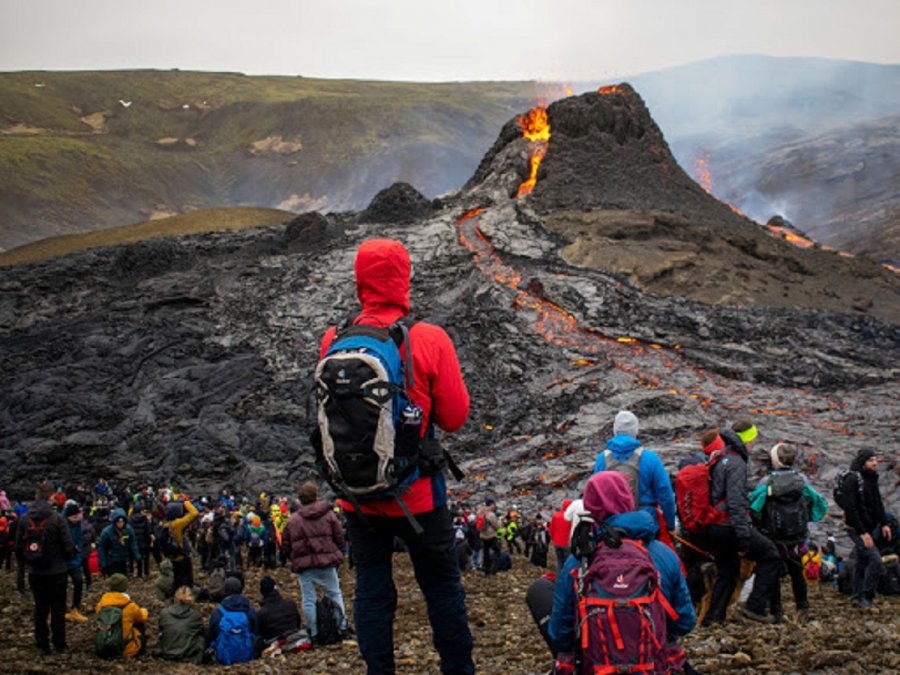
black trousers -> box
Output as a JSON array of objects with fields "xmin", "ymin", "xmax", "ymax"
[
  {"xmin": 482, "ymin": 538, "xmax": 502, "ymax": 576},
  {"xmin": 30, "ymin": 572, "xmax": 68, "ymax": 651},
  {"xmin": 171, "ymin": 557, "xmax": 194, "ymax": 595},
  {"xmin": 66, "ymin": 566, "xmax": 83, "ymax": 609},
  {"xmin": 704, "ymin": 524, "xmax": 781, "ymax": 623}
]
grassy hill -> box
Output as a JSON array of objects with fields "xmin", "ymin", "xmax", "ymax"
[
  {"xmin": 0, "ymin": 206, "xmax": 294, "ymax": 265},
  {"xmin": 0, "ymin": 70, "xmax": 539, "ymax": 251}
]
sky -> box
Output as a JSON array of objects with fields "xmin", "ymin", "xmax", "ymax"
[{"xmin": 2, "ymin": 0, "xmax": 899, "ymax": 82}]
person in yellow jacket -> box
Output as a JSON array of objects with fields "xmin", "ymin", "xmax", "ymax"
[
  {"xmin": 95, "ymin": 573, "xmax": 149, "ymax": 658},
  {"xmin": 158, "ymin": 498, "xmax": 199, "ymax": 593}
]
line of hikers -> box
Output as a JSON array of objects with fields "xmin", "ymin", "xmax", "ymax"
[{"xmin": 520, "ymin": 411, "xmax": 896, "ymax": 674}]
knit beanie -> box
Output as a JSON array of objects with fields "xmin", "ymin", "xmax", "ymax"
[
  {"xmin": 613, "ymin": 410, "xmax": 639, "ymax": 438},
  {"xmin": 770, "ymin": 443, "xmax": 797, "ymax": 469},
  {"xmin": 854, "ymin": 448, "xmax": 876, "ymax": 467},
  {"xmin": 108, "ymin": 573, "xmax": 128, "ymax": 593},
  {"xmin": 223, "ymin": 576, "xmax": 243, "ymax": 597}
]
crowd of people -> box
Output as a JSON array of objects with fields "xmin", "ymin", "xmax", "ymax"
[{"xmin": 2, "ymin": 238, "xmax": 897, "ymax": 674}]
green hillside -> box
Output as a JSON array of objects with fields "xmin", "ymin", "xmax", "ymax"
[{"xmin": 0, "ymin": 70, "xmax": 539, "ymax": 251}]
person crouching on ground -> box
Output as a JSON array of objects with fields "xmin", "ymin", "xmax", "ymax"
[
  {"xmin": 154, "ymin": 585, "xmax": 205, "ymax": 664},
  {"xmin": 95, "ymin": 573, "xmax": 149, "ymax": 658}
]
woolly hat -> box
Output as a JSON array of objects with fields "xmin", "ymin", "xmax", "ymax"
[
  {"xmin": 855, "ymin": 448, "xmax": 876, "ymax": 464},
  {"xmin": 260, "ymin": 576, "xmax": 277, "ymax": 597},
  {"xmin": 63, "ymin": 503, "xmax": 81, "ymax": 517},
  {"xmin": 770, "ymin": 443, "xmax": 797, "ymax": 469},
  {"xmin": 583, "ymin": 471, "xmax": 635, "ymax": 521},
  {"xmin": 613, "ymin": 410, "xmax": 639, "ymax": 438},
  {"xmin": 108, "ymin": 573, "xmax": 128, "ymax": 593},
  {"xmin": 223, "ymin": 576, "xmax": 243, "ymax": 597}
]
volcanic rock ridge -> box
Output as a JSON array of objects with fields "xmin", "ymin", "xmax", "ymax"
[{"xmin": 0, "ymin": 86, "xmax": 897, "ymax": 534}]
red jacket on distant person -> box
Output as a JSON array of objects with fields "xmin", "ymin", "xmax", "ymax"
[
  {"xmin": 548, "ymin": 499, "xmax": 573, "ymax": 548},
  {"xmin": 319, "ymin": 238, "xmax": 470, "ymax": 517}
]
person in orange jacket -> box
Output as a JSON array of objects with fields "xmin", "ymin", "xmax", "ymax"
[{"xmin": 95, "ymin": 573, "xmax": 149, "ymax": 658}]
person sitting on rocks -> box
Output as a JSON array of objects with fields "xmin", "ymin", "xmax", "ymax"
[
  {"xmin": 95, "ymin": 573, "xmax": 149, "ymax": 658},
  {"xmin": 154, "ymin": 585, "xmax": 205, "ymax": 664},
  {"xmin": 256, "ymin": 575, "xmax": 302, "ymax": 655},
  {"xmin": 206, "ymin": 576, "xmax": 258, "ymax": 663}
]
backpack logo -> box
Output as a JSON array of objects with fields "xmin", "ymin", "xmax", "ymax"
[{"xmin": 613, "ymin": 574, "xmax": 628, "ymax": 589}]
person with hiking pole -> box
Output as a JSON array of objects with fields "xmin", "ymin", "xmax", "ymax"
[{"xmin": 313, "ymin": 238, "xmax": 473, "ymax": 674}]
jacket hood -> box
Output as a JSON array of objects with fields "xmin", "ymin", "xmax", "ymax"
[
  {"xmin": 167, "ymin": 603, "xmax": 197, "ymax": 619},
  {"xmin": 28, "ymin": 500, "xmax": 55, "ymax": 518},
  {"xmin": 298, "ymin": 500, "xmax": 331, "ymax": 520},
  {"xmin": 605, "ymin": 510, "xmax": 659, "ymax": 542},
  {"xmin": 222, "ymin": 594, "xmax": 253, "ymax": 613},
  {"xmin": 98, "ymin": 592, "xmax": 132, "ymax": 608},
  {"xmin": 605, "ymin": 435, "xmax": 642, "ymax": 458},
  {"xmin": 583, "ymin": 471, "xmax": 635, "ymax": 521},
  {"xmin": 110, "ymin": 507, "xmax": 128, "ymax": 523},
  {"xmin": 720, "ymin": 429, "xmax": 749, "ymax": 461},
  {"xmin": 354, "ymin": 238, "xmax": 411, "ymax": 315},
  {"xmin": 560, "ymin": 499, "xmax": 573, "ymax": 511}
]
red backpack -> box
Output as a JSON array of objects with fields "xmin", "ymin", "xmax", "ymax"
[
  {"xmin": 574, "ymin": 537, "xmax": 684, "ymax": 674},
  {"xmin": 674, "ymin": 460, "xmax": 728, "ymax": 535}
]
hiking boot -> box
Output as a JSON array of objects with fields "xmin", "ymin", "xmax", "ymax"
[
  {"xmin": 65, "ymin": 608, "xmax": 88, "ymax": 623},
  {"xmin": 37, "ymin": 646, "xmax": 51, "ymax": 657},
  {"xmin": 741, "ymin": 605, "xmax": 776, "ymax": 624},
  {"xmin": 340, "ymin": 625, "xmax": 356, "ymax": 642},
  {"xmin": 851, "ymin": 597, "xmax": 874, "ymax": 609}
]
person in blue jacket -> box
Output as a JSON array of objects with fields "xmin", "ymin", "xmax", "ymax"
[
  {"xmin": 593, "ymin": 410, "xmax": 677, "ymax": 532},
  {"xmin": 97, "ymin": 508, "xmax": 141, "ymax": 576},
  {"xmin": 548, "ymin": 471, "xmax": 695, "ymax": 667},
  {"xmin": 206, "ymin": 576, "xmax": 258, "ymax": 651}
]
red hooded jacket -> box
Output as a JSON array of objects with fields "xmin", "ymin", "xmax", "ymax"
[
  {"xmin": 548, "ymin": 499, "xmax": 573, "ymax": 548},
  {"xmin": 319, "ymin": 238, "xmax": 469, "ymax": 517}
]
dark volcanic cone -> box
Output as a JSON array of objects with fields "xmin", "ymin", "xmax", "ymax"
[
  {"xmin": 358, "ymin": 181, "xmax": 436, "ymax": 224},
  {"xmin": 466, "ymin": 85, "xmax": 899, "ymax": 324}
]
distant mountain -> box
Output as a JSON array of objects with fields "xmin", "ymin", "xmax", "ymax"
[
  {"xmin": 619, "ymin": 55, "xmax": 900, "ymax": 260},
  {"xmin": 1, "ymin": 56, "xmax": 899, "ymax": 261}
]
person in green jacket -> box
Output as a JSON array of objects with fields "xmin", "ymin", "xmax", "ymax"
[
  {"xmin": 154, "ymin": 586, "xmax": 205, "ymax": 664},
  {"xmin": 749, "ymin": 442, "xmax": 827, "ymax": 622}
]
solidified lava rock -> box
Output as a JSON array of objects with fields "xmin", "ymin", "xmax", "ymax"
[{"xmin": 358, "ymin": 182, "xmax": 436, "ymax": 224}]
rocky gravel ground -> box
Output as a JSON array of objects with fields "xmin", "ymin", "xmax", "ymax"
[{"xmin": 0, "ymin": 552, "xmax": 897, "ymax": 674}]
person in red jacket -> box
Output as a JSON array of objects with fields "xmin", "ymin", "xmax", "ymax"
[
  {"xmin": 547, "ymin": 498, "xmax": 573, "ymax": 578},
  {"xmin": 318, "ymin": 238, "xmax": 473, "ymax": 674}
]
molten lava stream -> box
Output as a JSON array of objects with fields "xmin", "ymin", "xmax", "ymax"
[
  {"xmin": 516, "ymin": 106, "xmax": 551, "ymax": 198},
  {"xmin": 454, "ymin": 208, "xmax": 857, "ymax": 427}
]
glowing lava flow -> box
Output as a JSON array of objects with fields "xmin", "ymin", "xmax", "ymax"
[
  {"xmin": 515, "ymin": 107, "xmax": 551, "ymax": 198},
  {"xmin": 454, "ymin": 207, "xmax": 864, "ymax": 432}
]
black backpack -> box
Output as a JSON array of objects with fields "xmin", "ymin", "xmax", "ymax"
[
  {"xmin": 155, "ymin": 523, "xmax": 183, "ymax": 558},
  {"xmin": 833, "ymin": 470, "xmax": 863, "ymax": 511},
  {"xmin": 315, "ymin": 596, "xmax": 343, "ymax": 645},
  {"xmin": 22, "ymin": 514, "xmax": 51, "ymax": 567},
  {"xmin": 761, "ymin": 470, "xmax": 809, "ymax": 544}
]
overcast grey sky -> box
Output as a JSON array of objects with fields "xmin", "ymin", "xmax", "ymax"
[{"xmin": 3, "ymin": 0, "xmax": 899, "ymax": 81}]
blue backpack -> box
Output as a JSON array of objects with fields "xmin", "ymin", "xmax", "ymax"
[
  {"xmin": 315, "ymin": 322, "xmax": 421, "ymax": 489},
  {"xmin": 214, "ymin": 608, "xmax": 255, "ymax": 665}
]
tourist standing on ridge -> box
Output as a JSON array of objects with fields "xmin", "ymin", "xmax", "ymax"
[
  {"xmin": 839, "ymin": 448, "xmax": 892, "ymax": 609},
  {"xmin": 316, "ymin": 238, "xmax": 474, "ymax": 674},
  {"xmin": 16, "ymin": 482, "xmax": 76, "ymax": 656},
  {"xmin": 593, "ymin": 410, "xmax": 677, "ymax": 536},
  {"xmin": 548, "ymin": 498, "xmax": 573, "ymax": 578}
]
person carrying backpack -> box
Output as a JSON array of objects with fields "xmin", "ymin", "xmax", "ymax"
[
  {"xmin": 15, "ymin": 482, "xmax": 77, "ymax": 656},
  {"xmin": 156, "ymin": 497, "xmax": 199, "ymax": 594},
  {"xmin": 281, "ymin": 481, "xmax": 351, "ymax": 644},
  {"xmin": 542, "ymin": 471, "xmax": 695, "ymax": 673},
  {"xmin": 207, "ymin": 576, "xmax": 258, "ymax": 664},
  {"xmin": 94, "ymin": 573, "xmax": 149, "ymax": 658},
  {"xmin": 313, "ymin": 238, "xmax": 473, "ymax": 674},
  {"xmin": 749, "ymin": 442, "xmax": 827, "ymax": 622},
  {"xmin": 837, "ymin": 448, "xmax": 892, "ymax": 609},
  {"xmin": 702, "ymin": 426, "xmax": 782, "ymax": 626},
  {"xmin": 593, "ymin": 411, "xmax": 677, "ymax": 537}
]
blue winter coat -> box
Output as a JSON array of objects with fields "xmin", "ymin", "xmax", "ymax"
[
  {"xmin": 67, "ymin": 519, "xmax": 83, "ymax": 570},
  {"xmin": 593, "ymin": 435, "xmax": 677, "ymax": 530},
  {"xmin": 548, "ymin": 509, "xmax": 695, "ymax": 654},
  {"xmin": 97, "ymin": 508, "xmax": 141, "ymax": 568}
]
